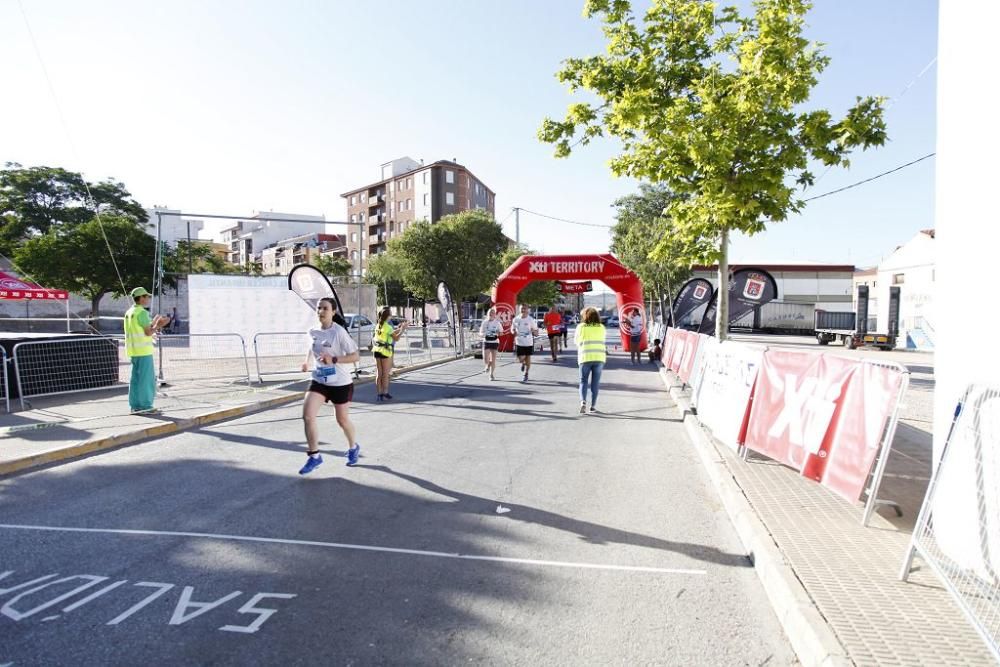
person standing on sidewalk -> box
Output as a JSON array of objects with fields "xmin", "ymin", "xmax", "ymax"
[
  {"xmin": 372, "ymin": 307, "xmax": 408, "ymax": 401},
  {"xmin": 123, "ymin": 287, "xmax": 169, "ymax": 414},
  {"xmin": 480, "ymin": 307, "xmax": 503, "ymax": 380},
  {"xmin": 511, "ymin": 304, "xmax": 538, "ymax": 382},
  {"xmin": 543, "ymin": 306, "xmax": 563, "ymax": 362},
  {"xmin": 298, "ymin": 297, "xmax": 362, "ymax": 475},
  {"xmin": 628, "ymin": 307, "xmax": 644, "ymax": 365},
  {"xmin": 575, "ymin": 307, "xmax": 607, "ymax": 413}
]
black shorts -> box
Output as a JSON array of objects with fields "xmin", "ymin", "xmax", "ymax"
[
  {"xmin": 373, "ymin": 351, "xmax": 390, "ymax": 360},
  {"xmin": 630, "ymin": 334, "xmax": 641, "ymax": 345},
  {"xmin": 308, "ymin": 381, "xmax": 354, "ymax": 405},
  {"xmin": 516, "ymin": 345, "xmax": 534, "ymax": 357},
  {"xmin": 548, "ymin": 333, "xmax": 561, "ymax": 341},
  {"xmin": 483, "ymin": 341, "xmax": 499, "ymax": 350}
]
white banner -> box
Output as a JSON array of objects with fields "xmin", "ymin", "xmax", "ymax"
[
  {"xmin": 693, "ymin": 340, "xmax": 765, "ymax": 452},
  {"xmin": 688, "ymin": 334, "xmax": 716, "ymax": 408}
]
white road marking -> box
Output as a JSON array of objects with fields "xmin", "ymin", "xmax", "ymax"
[{"xmin": 0, "ymin": 523, "xmax": 707, "ymax": 576}]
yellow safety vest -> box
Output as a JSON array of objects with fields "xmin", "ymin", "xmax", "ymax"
[
  {"xmin": 373, "ymin": 322, "xmax": 394, "ymax": 358},
  {"xmin": 124, "ymin": 305, "xmax": 154, "ymax": 358},
  {"xmin": 577, "ymin": 324, "xmax": 607, "ymax": 364}
]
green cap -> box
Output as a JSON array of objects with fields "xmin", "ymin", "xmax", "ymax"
[{"xmin": 130, "ymin": 287, "xmax": 151, "ymax": 298}]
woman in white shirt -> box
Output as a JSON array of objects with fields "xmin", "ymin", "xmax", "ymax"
[
  {"xmin": 297, "ymin": 298, "xmax": 362, "ymax": 475},
  {"xmin": 628, "ymin": 308, "xmax": 644, "ymax": 365},
  {"xmin": 480, "ymin": 307, "xmax": 503, "ymax": 380}
]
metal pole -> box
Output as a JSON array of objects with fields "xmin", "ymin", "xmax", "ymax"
[
  {"xmin": 187, "ymin": 219, "xmax": 193, "ymax": 274},
  {"xmin": 155, "ymin": 211, "xmax": 164, "ymax": 381},
  {"xmin": 514, "ymin": 208, "xmax": 520, "ymax": 245}
]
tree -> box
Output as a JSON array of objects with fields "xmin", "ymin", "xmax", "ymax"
[
  {"xmin": 539, "ymin": 0, "xmax": 886, "ymax": 338},
  {"xmin": 164, "ymin": 240, "xmax": 238, "ymax": 275},
  {"xmin": 0, "ymin": 163, "xmax": 147, "ymax": 255},
  {"xmin": 13, "ymin": 216, "xmax": 169, "ymax": 319},
  {"xmin": 365, "ymin": 253, "xmax": 412, "ymax": 308},
  {"xmin": 389, "ymin": 210, "xmax": 508, "ymax": 305},
  {"xmin": 499, "ymin": 245, "xmax": 560, "ymax": 307},
  {"xmin": 311, "ymin": 254, "xmax": 353, "ymax": 282},
  {"xmin": 610, "ymin": 184, "xmax": 710, "ymax": 323}
]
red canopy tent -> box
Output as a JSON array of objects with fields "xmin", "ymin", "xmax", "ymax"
[{"xmin": 0, "ymin": 270, "xmax": 71, "ymax": 331}]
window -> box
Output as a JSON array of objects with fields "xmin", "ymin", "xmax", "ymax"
[
  {"xmin": 351, "ymin": 232, "xmax": 357, "ymax": 243},
  {"xmin": 351, "ymin": 250, "xmax": 358, "ymax": 260},
  {"xmin": 423, "ymin": 171, "xmax": 428, "ymax": 184},
  {"xmin": 423, "ymin": 193, "xmax": 429, "ymax": 206},
  {"xmin": 446, "ymin": 192, "xmax": 455, "ymax": 205},
  {"xmin": 406, "ymin": 177, "xmax": 412, "ymax": 189},
  {"xmin": 406, "ymin": 198, "xmax": 412, "ymax": 210},
  {"xmin": 360, "ymin": 193, "xmax": 367, "ymax": 203},
  {"xmin": 350, "ymin": 195, "xmax": 356, "ymax": 205},
  {"xmin": 359, "ymin": 212, "xmax": 365, "ymax": 222},
  {"xmin": 893, "ymin": 273, "xmax": 905, "ymax": 285},
  {"xmin": 398, "ymin": 201, "xmax": 404, "ymax": 212},
  {"xmin": 350, "ymin": 214, "xmax": 357, "ymax": 223},
  {"xmin": 446, "ymin": 170, "xmax": 454, "ymax": 184}
]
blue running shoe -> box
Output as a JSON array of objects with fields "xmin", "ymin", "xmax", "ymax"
[
  {"xmin": 298, "ymin": 454, "xmax": 323, "ymax": 475},
  {"xmin": 346, "ymin": 444, "xmax": 360, "ymax": 466}
]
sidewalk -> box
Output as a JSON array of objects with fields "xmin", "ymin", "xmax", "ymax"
[
  {"xmin": 0, "ymin": 355, "xmax": 455, "ymax": 476},
  {"xmin": 659, "ymin": 364, "xmax": 995, "ymax": 666}
]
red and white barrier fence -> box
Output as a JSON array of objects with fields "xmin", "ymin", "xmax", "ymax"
[{"xmin": 662, "ymin": 328, "xmax": 910, "ymax": 524}]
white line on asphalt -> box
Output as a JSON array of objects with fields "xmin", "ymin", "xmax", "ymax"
[{"xmin": 0, "ymin": 524, "xmax": 706, "ymax": 576}]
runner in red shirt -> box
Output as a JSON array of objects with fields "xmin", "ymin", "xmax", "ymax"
[{"xmin": 544, "ymin": 307, "xmax": 563, "ymax": 362}]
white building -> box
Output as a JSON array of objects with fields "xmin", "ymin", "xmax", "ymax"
[
  {"xmin": 875, "ymin": 229, "xmax": 935, "ymax": 349},
  {"xmin": 145, "ymin": 207, "xmax": 206, "ymax": 246},
  {"xmin": 220, "ymin": 212, "xmax": 326, "ymax": 269}
]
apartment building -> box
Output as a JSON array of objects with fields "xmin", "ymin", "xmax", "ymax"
[
  {"xmin": 221, "ymin": 212, "xmax": 326, "ymax": 269},
  {"xmin": 259, "ymin": 232, "xmax": 348, "ymax": 276},
  {"xmin": 341, "ymin": 157, "xmax": 496, "ymax": 271}
]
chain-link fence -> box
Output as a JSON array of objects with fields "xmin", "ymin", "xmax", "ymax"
[{"xmin": 901, "ymin": 384, "xmax": 1000, "ymax": 662}]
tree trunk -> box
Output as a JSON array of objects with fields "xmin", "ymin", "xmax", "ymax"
[
  {"xmin": 663, "ymin": 273, "xmax": 674, "ymax": 326},
  {"xmin": 716, "ymin": 228, "xmax": 729, "ymax": 341},
  {"xmin": 88, "ymin": 292, "xmax": 106, "ymax": 332}
]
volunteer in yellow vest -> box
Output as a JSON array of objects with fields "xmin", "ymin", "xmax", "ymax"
[
  {"xmin": 123, "ymin": 287, "xmax": 169, "ymax": 414},
  {"xmin": 373, "ymin": 307, "xmax": 408, "ymax": 402},
  {"xmin": 574, "ymin": 306, "xmax": 607, "ymax": 414}
]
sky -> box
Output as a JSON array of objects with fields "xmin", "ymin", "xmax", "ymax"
[{"xmin": 1, "ymin": 0, "xmax": 937, "ymax": 273}]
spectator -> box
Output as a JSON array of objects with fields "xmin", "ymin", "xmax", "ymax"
[{"xmin": 648, "ymin": 338, "xmax": 662, "ymax": 364}]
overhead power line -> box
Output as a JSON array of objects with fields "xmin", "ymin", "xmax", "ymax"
[
  {"xmin": 516, "ymin": 208, "xmax": 614, "ymax": 229},
  {"xmin": 802, "ymin": 153, "xmax": 935, "ymax": 202}
]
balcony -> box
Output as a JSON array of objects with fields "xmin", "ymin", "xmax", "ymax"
[{"xmin": 367, "ymin": 193, "xmax": 384, "ymax": 207}]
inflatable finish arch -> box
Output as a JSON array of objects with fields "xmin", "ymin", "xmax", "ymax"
[{"xmin": 491, "ymin": 254, "xmax": 646, "ymax": 353}]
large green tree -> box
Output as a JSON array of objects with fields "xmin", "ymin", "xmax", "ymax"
[
  {"xmin": 389, "ymin": 210, "xmax": 508, "ymax": 310},
  {"xmin": 610, "ymin": 184, "xmax": 710, "ymax": 324},
  {"xmin": 499, "ymin": 245, "xmax": 559, "ymax": 307},
  {"xmin": 540, "ymin": 0, "xmax": 886, "ymax": 338},
  {"xmin": 0, "ymin": 163, "xmax": 147, "ymax": 255},
  {"xmin": 14, "ymin": 216, "xmax": 167, "ymax": 319}
]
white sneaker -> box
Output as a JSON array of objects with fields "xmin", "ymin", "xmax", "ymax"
[{"xmin": 579, "ymin": 402, "xmax": 586, "ymax": 414}]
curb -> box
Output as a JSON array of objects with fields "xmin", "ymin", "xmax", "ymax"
[
  {"xmin": 0, "ymin": 354, "xmax": 467, "ymax": 477},
  {"xmin": 657, "ymin": 366, "xmax": 852, "ymax": 667}
]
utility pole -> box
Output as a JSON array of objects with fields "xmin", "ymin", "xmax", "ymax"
[{"xmin": 513, "ymin": 207, "xmax": 520, "ymax": 245}]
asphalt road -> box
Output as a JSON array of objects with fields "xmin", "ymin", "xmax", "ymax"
[{"xmin": 1, "ymin": 340, "xmax": 794, "ymax": 666}]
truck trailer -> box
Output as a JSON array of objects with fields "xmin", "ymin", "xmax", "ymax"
[{"xmin": 814, "ymin": 285, "xmax": 900, "ymax": 350}]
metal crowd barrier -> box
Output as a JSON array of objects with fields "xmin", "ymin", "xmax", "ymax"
[
  {"xmin": 12, "ymin": 336, "xmax": 120, "ymax": 410},
  {"xmin": 901, "ymin": 384, "xmax": 1000, "ymax": 662},
  {"xmin": 860, "ymin": 359, "xmax": 911, "ymax": 526},
  {"xmin": 153, "ymin": 333, "xmax": 252, "ymax": 385},
  {"xmin": 1, "ymin": 347, "xmax": 9, "ymax": 413}
]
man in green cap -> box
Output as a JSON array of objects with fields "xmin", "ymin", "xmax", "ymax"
[{"xmin": 124, "ymin": 287, "xmax": 169, "ymax": 413}]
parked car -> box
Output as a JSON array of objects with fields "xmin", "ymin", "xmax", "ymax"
[
  {"xmin": 342, "ymin": 313, "xmax": 376, "ymax": 349},
  {"xmin": 607, "ymin": 315, "xmax": 620, "ymax": 328}
]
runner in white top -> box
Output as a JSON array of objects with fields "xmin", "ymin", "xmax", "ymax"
[
  {"xmin": 297, "ymin": 298, "xmax": 362, "ymax": 475},
  {"xmin": 480, "ymin": 307, "xmax": 503, "ymax": 381},
  {"xmin": 510, "ymin": 304, "xmax": 538, "ymax": 382}
]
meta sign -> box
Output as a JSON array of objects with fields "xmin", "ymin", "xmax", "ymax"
[{"xmin": 556, "ymin": 281, "xmax": 593, "ymax": 294}]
